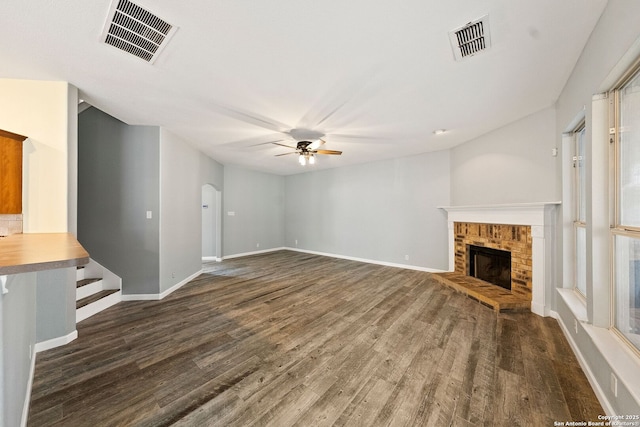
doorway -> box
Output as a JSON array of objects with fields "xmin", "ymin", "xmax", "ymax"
[{"xmin": 202, "ymin": 184, "xmax": 222, "ymax": 261}]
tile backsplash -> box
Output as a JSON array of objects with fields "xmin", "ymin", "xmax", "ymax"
[{"xmin": 0, "ymin": 214, "xmax": 23, "ymax": 236}]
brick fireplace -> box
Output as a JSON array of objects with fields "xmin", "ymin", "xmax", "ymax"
[
  {"xmin": 454, "ymin": 222, "xmax": 532, "ymax": 300},
  {"xmin": 440, "ymin": 202, "xmax": 560, "ymax": 317}
]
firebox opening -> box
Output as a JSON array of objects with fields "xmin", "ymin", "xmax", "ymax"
[{"xmin": 467, "ymin": 244, "xmax": 511, "ymax": 290}]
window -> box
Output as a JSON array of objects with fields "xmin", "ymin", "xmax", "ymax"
[
  {"xmin": 613, "ymin": 69, "xmax": 640, "ymax": 352},
  {"xmin": 573, "ymin": 124, "xmax": 587, "ymax": 296}
]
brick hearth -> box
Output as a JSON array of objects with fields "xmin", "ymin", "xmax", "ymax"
[
  {"xmin": 432, "ymin": 272, "xmax": 530, "ymax": 312},
  {"xmin": 434, "ymin": 222, "xmax": 532, "ymax": 312}
]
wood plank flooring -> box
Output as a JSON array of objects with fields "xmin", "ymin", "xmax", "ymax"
[{"xmin": 28, "ymin": 250, "xmax": 603, "ymax": 426}]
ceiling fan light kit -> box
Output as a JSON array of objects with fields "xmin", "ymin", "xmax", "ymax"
[
  {"xmin": 274, "ymin": 139, "xmax": 341, "ymax": 166},
  {"xmin": 298, "ymin": 153, "xmax": 316, "ymax": 166}
]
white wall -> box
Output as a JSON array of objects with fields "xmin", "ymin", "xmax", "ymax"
[
  {"xmin": 160, "ymin": 130, "xmax": 202, "ymax": 294},
  {"xmin": 0, "ymin": 79, "xmax": 73, "ymax": 233},
  {"xmin": 223, "ymin": 166, "xmax": 285, "ymax": 257},
  {"xmin": 159, "ymin": 129, "xmax": 224, "ymax": 294},
  {"xmin": 450, "ymin": 106, "xmax": 558, "ymax": 206},
  {"xmin": 285, "ymin": 150, "xmax": 450, "ymax": 270}
]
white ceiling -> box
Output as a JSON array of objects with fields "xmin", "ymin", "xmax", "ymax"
[{"xmin": 0, "ymin": 0, "xmax": 607, "ymax": 175}]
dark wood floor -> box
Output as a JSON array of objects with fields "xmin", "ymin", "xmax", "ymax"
[{"xmin": 28, "ymin": 250, "xmax": 602, "ymax": 426}]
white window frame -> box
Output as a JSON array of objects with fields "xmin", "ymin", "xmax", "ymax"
[
  {"xmin": 573, "ymin": 123, "xmax": 587, "ymax": 298},
  {"xmin": 611, "ymin": 67, "xmax": 640, "ymax": 355}
]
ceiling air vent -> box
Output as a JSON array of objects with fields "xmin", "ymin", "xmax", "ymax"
[
  {"xmin": 449, "ymin": 15, "xmax": 491, "ymax": 61},
  {"xmin": 101, "ymin": 0, "xmax": 177, "ymax": 64}
]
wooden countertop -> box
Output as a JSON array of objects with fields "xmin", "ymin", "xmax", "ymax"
[{"xmin": 0, "ymin": 233, "xmax": 90, "ymax": 275}]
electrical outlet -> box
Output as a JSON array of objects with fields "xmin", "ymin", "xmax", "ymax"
[
  {"xmin": 574, "ymin": 319, "xmax": 578, "ymax": 334},
  {"xmin": 295, "ymin": 239, "xmax": 298, "ymax": 246},
  {"xmin": 256, "ymin": 243, "xmax": 260, "ymax": 248},
  {"xmin": 404, "ymin": 255, "xmax": 409, "ymax": 261},
  {"xmin": 29, "ymin": 344, "xmax": 32, "ymax": 360},
  {"xmin": 611, "ymin": 372, "xmax": 618, "ymax": 397}
]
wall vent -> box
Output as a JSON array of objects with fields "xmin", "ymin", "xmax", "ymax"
[
  {"xmin": 449, "ymin": 15, "xmax": 491, "ymax": 61},
  {"xmin": 101, "ymin": 0, "xmax": 177, "ymax": 64}
]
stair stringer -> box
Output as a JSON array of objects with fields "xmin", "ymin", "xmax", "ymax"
[{"xmin": 83, "ymin": 258, "xmax": 121, "ymax": 291}]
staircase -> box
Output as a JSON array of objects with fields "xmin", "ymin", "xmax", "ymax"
[{"xmin": 76, "ymin": 259, "xmax": 122, "ymax": 323}]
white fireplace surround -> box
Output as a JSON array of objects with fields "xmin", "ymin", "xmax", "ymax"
[{"xmin": 439, "ymin": 202, "xmax": 561, "ymax": 317}]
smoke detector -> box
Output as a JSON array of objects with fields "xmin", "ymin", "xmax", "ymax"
[
  {"xmin": 101, "ymin": 0, "xmax": 177, "ymax": 63},
  {"xmin": 449, "ymin": 15, "xmax": 491, "ymax": 61}
]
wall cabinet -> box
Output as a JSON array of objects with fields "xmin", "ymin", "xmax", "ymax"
[{"xmin": 0, "ymin": 129, "xmax": 27, "ymax": 214}]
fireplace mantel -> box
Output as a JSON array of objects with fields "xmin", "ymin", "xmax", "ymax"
[{"xmin": 439, "ymin": 202, "xmax": 560, "ymax": 317}]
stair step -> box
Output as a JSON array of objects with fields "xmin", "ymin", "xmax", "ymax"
[
  {"xmin": 76, "ymin": 278, "xmax": 104, "ymax": 301},
  {"xmin": 77, "ymin": 278, "xmax": 101, "ymax": 288},
  {"xmin": 76, "ymin": 289, "xmax": 119, "ymax": 310}
]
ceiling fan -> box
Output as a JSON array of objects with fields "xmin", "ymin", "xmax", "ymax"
[{"xmin": 273, "ymin": 139, "xmax": 342, "ymax": 165}]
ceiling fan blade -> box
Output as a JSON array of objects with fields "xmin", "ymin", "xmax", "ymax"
[
  {"xmin": 272, "ymin": 142, "xmax": 297, "ymax": 149},
  {"xmin": 275, "ymin": 152, "xmax": 298, "ymax": 157},
  {"xmin": 307, "ymin": 139, "xmax": 326, "ymax": 151},
  {"xmin": 315, "ymin": 149, "xmax": 342, "ymax": 155}
]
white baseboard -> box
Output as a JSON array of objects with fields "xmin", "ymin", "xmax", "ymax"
[
  {"xmin": 35, "ymin": 330, "xmax": 78, "ymax": 353},
  {"xmin": 530, "ymin": 302, "xmax": 550, "ymax": 318},
  {"xmin": 222, "ymin": 246, "xmax": 447, "ymax": 273},
  {"xmin": 21, "ymin": 344, "xmax": 37, "ymax": 427},
  {"xmin": 121, "ymin": 270, "xmax": 202, "ymax": 301},
  {"xmin": 120, "ymin": 293, "xmax": 162, "ymax": 301},
  {"xmin": 284, "ymin": 247, "xmax": 447, "ymax": 273},
  {"xmin": 158, "ymin": 270, "xmax": 202, "ymax": 299},
  {"xmin": 556, "ymin": 315, "xmax": 615, "ymax": 416},
  {"xmin": 222, "ymin": 247, "xmax": 286, "ymax": 260}
]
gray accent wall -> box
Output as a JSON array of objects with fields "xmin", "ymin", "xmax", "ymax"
[
  {"xmin": 159, "ymin": 129, "xmax": 224, "ymax": 294},
  {"xmin": 223, "ymin": 165, "xmax": 285, "ymax": 256},
  {"xmin": 450, "ymin": 106, "xmax": 558, "ymax": 206},
  {"xmin": 285, "ymin": 150, "xmax": 451, "ymax": 270},
  {"xmin": 78, "ymin": 107, "xmax": 161, "ymax": 295}
]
